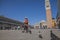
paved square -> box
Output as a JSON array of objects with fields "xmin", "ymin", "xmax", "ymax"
[{"xmin": 0, "ymin": 29, "xmax": 60, "ymax": 40}]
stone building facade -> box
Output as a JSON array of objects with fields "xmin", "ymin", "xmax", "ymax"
[
  {"xmin": 0, "ymin": 16, "xmax": 24, "ymax": 30},
  {"xmin": 56, "ymin": 0, "xmax": 60, "ymax": 29}
]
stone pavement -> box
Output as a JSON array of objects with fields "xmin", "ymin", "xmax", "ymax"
[{"xmin": 0, "ymin": 29, "xmax": 60, "ymax": 40}]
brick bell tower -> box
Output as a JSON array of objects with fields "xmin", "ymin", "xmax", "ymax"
[{"xmin": 45, "ymin": 0, "xmax": 52, "ymax": 28}]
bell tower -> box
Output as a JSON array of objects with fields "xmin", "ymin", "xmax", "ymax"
[{"xmin": 45, "ymin": 0, "xmax": 52, "ymax": 28}]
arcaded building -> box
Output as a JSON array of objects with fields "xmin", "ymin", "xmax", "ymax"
[{"xmin": 0, "ymin": 16, "xmax": 24, "ymax": 30}]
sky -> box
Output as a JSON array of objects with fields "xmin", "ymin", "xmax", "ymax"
[{"xmin": 0, "ymin": 0, "xmax": 57, "ymax": 25}]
